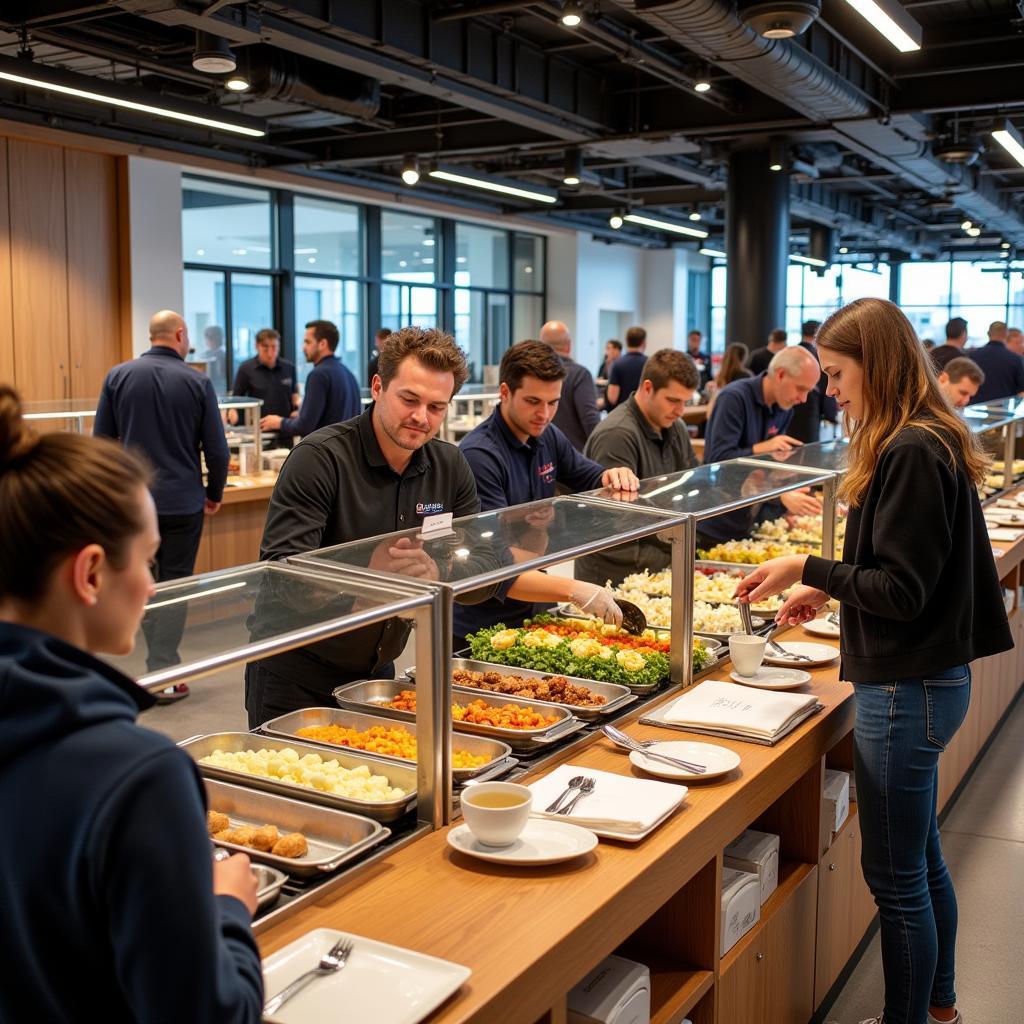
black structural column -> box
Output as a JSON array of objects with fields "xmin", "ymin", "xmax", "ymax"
[{"xmin": 726, "ymin": 148, "xmax": 789, "ymax": 348}]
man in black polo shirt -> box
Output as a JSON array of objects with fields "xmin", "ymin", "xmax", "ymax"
[
  {"xmin": 605, "ymin": 325, "xmax": 648, "ymax": 410},
  {"xmin": 929, "ymin": 317, "xmax": 968, "ymax": 373},
  {"xmin": 232, "ymin": 328, "xmax": 297, "ymax": 422},
  {"xmin": 968, "ymin": 321, "xmax": 1024, "ymax": 403},
  {"xmin": 746, "ymin": 328, "xmax": 788, "ymax": 375}
]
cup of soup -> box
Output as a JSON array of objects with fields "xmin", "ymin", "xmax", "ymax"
[{"xmin": 460, "ymin": 782, "xmax": 532, "ymax": 846}]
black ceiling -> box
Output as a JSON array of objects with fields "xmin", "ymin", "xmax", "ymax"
[{"xmin": 1, "ymin": 0, "xmax": 1023, "ymax": 259}]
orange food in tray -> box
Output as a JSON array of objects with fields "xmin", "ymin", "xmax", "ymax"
[
  {"xmin": 295, "ymin": 722, "xmax": 489, "ymax": 769},
  {"xmin": 383, "ymin": 689, "xmax": 560, "ymax": 730}
]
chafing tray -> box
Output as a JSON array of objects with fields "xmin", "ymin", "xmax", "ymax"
[
  {"xmin": 253, "ymin": 864, "xmax": 288, "ymax": 913},
  {"xmin": 332, "ymin": 679, "xmax": 586, "ymax": 753},
  {"xmin": 404, "ymin": 659, "xmax": 636, "ymax": 722},
  {"xmin": 259, "ymin": 707, "xmax": 514, "ymax": 783},
  {"xmin": 180, "ymin": 732, "xmax": 416, "ymax": 823},
  {"xmin": 204, "ymin": 778, "xmax": 390, "ymax": 878}
]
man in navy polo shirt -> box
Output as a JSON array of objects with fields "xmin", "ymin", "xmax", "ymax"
[
  {"xmin": 454, "ymin": 341, "xmax": 639, "ymax": 646},
  {"xmin": 968, "ymin": 321, "xmax": 1024, "ymax": 404},
  {"xmin": 605, "ymin": 325, "xmax": 648, "ymax": 410},
  {"xmin": 702, "ymin": 346, "xmax": 822, "ymax": 545}
]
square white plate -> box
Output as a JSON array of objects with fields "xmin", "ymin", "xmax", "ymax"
[{"xmin": 263, "ymin": 928, "xmax": 471, "ymax": 1024}]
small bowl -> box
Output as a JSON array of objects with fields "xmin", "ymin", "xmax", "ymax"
[{"xmin": 460, "ymin": 782, "xmax": 532, "ymax": 847}]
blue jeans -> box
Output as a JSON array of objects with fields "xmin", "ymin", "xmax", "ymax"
[{"xmin": 853, "ymin": 665, "xmax": 971, "ymax": 1024}]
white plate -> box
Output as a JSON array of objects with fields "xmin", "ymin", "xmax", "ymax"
[
  {"xmin": 447, "ymin": 820, "xmax": 597, "ymax": 865},
  {"xmin": 262, "ymin": 928, "xmax": 470, "ymax": 1024},
  {"xmin": 762, "ymin": 641, "xmax": 839, "ymax": 667},
  {"xmin": 802, "ymin": 617, "xmax": 841, "ymax": 639},
  {"xmin": 987, "ymin": 527, "xmax": 1022, "ymax": 541},
  {"xmin": 985, "ymin": 511, "xmax": 1024, "ymax": 527},
  {"xmin": 730, "ymin": 667, "xmax": 812, "ymax": 691},
  {"xmin": 628, "ymin": 740, "xmax": 741, "ymax": 781}
]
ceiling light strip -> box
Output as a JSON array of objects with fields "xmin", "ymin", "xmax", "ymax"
[
  {"xmin": 428, "ymin": 168, "xmax": 557, "ymax": 203},
  {"xmin": 790, "ymin": 254, "xmax": 828, "ymax": 267},
  {"xmin": 840, "ymin": 0, "xmax": 922, "ymax": 52},
  {"xmin": 623, "ymin": 213, "xmax": 709, "ymax": 239},
  {"xmin": 992, "ymin": 121, "xmax": 1024, "ymax": 169}
]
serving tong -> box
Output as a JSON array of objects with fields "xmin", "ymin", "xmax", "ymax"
[{"xmin": 739, "ymin": 599, "xmax": 812, "ymax": 661}]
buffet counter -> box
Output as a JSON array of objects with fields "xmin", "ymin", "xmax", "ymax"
[{"xmin": 194, "ymin": 472, "xmax": 278, "ymax": 574}]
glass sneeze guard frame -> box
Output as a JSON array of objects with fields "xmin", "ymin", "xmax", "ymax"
[
  {"xmin": 963, "ymin": 402, "xmax": 1024, "ymax": 494},
  {"xmin": 22, "ymin": 397, "xmax": 99, "ymax": 433}
]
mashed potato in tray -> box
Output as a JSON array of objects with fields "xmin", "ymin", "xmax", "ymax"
[
  {"xmin": 199, "ymin": 746, "xmax": 406, "ymax": 801},
  {"xmin": 692, "ymin": 601, "xmax": 747, "ymax": 635}
]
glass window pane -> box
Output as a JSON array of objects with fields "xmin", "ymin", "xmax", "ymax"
[
  {"xmin": 184, "ymin": 268, "xmax": 227, "ymax": 394},
  {"xmin": 381, "ymin": 210, "xmax": 437, "ymax": 282},
  {"xmin": 294, "ymin": 197, "xmax": 362, "ymax": 276},
  {"xmin": 785, "ymin": 306, "xmax": 804, "ymax": 342},
  {"xmin": 900, "ymin": 262, "xmax": 951, "ymax": 306},
  {"xmin": 229, "ymin": 273, "xmax": 275, "ymax": 386},
  {"xmin": 182, "ymin": 177, "xmax": 272, "ymax": 269},
  {"xmin": 711, "ymin": 265, "xmax": 727, "ymax": 307},
  {"xmin": 786, "ymin": 264, "xmax": 804, "ymax": 307},
  {"xmin": 963, "ymin": 306, "xmax": 1013, "ymax": 348},
  {"xmin": 1009, "ymin": 306, "xmax": 1024, "ymax": 331},
  {"xmin": 455, "ymin": 223, "xmax": 509, "ymax": 289},
  {"xmin": 487, "ymin": 292, "xmax": 511, "ymax": 366},
  {"xmin": 803, "ymin": 265, "xmax": 841, "ymax": 307},
  {"xmin": 295, "ymin": 277, "xmax": 364, "ymax": 390},
  {"xmin": 455, "ymin": 288, "xmax": 485, "ymax": 384},
  {"xmin": 710, "ymin": 306, "xmax": 726, "ymax": 355},
  {"xmin": 513, "ymin": 233, "xmax": 543, "ymax": 291},
  {"xmin": 840, "ymin": 264, "xmax": 890, "ymax": 302},
  {"xmin": 1011, "ymin": 268, "xmax": 1024, "ymax": 308},
  {"xmin": 513, "ymin": 294, "xmax": 544, "ymax": 345},
  {"xmin": 901, "ymin": 306, "xmax": 951, "ymax": 346},
  {"xmin": 950, "ymin": 262, "xmax": 1009, "ymax": 308},
  {"xmin": 381, "ymin": 283, "xmax": 438, "ymax": 334}
]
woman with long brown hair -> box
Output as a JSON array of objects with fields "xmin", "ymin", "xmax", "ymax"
[
  {"xmin": 704, "ymin": 342, "xmax": 753, "ymax": 418},
  {"xmin": 736, "ymin": 298, "xmax": 1011, "ymax": 1024}
]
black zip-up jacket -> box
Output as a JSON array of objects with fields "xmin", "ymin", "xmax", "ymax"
[{"xmin": 802, "ymin": 425, "xmax": 1013, "ymax": 682}]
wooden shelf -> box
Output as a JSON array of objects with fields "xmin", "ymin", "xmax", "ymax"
[
  {"xmin": 646, "ymin": 963, "xmax": 714, "ymax": 1024},
  {"xmin": 720, "ymin": 860, "xmax": 815, "ymax": 975}
]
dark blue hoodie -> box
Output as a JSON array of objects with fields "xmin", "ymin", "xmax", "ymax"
[{"xmin": 0, "ymin": 623, "xmax": 263, "ymax": 1023}]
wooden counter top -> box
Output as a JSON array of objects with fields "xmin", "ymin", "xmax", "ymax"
[
  {"xmin": 220, "ymin": 472, "xmax": 278, "ymax": 505},
  {"xmin": 257, "ymin": 631, "xmax": 852, "ymax": 1024}
]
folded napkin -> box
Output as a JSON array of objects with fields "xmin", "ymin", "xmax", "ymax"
[
  {"xmin": 528, "ymin": 763, "xmax": 686, "ymax": 835},
  {"xmin": 660, "ymin": 680, "xmax": 819, "ymax": 742},
  {"xmin": 987, "ymin": 527, "xmax": 1022, "ymax": 541}
]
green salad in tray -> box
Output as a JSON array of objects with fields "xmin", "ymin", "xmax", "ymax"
[{"xmin": 466, "ymin": 614, "xmax": 712, "ymax": 688}]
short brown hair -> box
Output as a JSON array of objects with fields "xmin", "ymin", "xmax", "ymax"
[
  {"xmin": 377, "ymin": 326, "xmax": 469, "ymax": 394},
  {"xmin": 306, "ymin": 319, "xmax": 340, "ymax": 352},
  {"xmin": 642, "ymin": 349, "xmax": 699, "ymax": 391},
  {"xmin": 769, "ymin": 328, "xmax": 788, "ymax": 345},
  {"xmin": 625, "ymin": 326, "xmax": 647, "ymax": 349},
  {"xmin": 255, "ymin": 328, "xmax": 280, "ymax": 345},
  {"xmin": 499, "ymin": 340, "xmax": 566, "ymax": 392},
  {"xmin": 943, "ymin": 356, "xmax": 984, "ymax": 386},
  {"xmin": 0, "ymin": 386, "xmax": 152, "ymax": 602}
]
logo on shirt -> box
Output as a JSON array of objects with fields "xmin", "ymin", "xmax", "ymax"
[
  {"xmin": 416, "ymin": 502, "xmax": 445, "ymax": 515},
  {"xmin": 767, "ymin": 425, "xmax": 780, "ymax": 437},
  {"xmin": 537, "ymin": 461, "xmax": 555, "ymax": 485}
]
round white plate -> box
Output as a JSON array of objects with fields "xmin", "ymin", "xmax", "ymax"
[
  {"xmin": 763, "ymin": 641, "xmax": 839, "ymax": 667},
  {"xmin": 803, "ymin": 617, "xmax": 841, "ymax": 639},
  {"xmin": 730, "ymin": 667, "xmax": 812, "ymax": 691},
  {"xmin": 446, "ymin": 820, "xmax": 597, "ymax": 866},
  {"xmin": 985, "ymin": 511, "xmax": 1024, "ymax": 527},
  {"xmin": 628, "ymin": 740, "xmax": 741, "ymax": 781}
]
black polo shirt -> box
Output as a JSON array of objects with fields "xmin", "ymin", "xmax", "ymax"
[
  {"xmin": 232, "ymin": 357, "xmax": 297, "ymax": 418},
  {"xmin": 607, "ymin": 350, "xmax": 647, "ymax": 409},
  {"xmin": 968, "ymin": 341, "xmax": 1024, "ymax": 404},
  {"xmin": 255, "ymin": 406, "xmax": 494, "ymax": 689}
]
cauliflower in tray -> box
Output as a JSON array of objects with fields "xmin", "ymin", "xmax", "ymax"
[
  {"xmin": 616, "ymin": 649, "xmax": 646, "ymax": 672},
  {"xmin": 522, "ymin": 629, "xmax": 562, "ymax": 649},
  {"xmin": 568, "ymin": 636, "xmax": 605, "ymax": 659},
  {"xmin": 618, "ymin": 568, "xmax": 672, "ymax": 596}
]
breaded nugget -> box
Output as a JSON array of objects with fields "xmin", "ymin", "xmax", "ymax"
[
  {"xmin": 271, "ymin": 832, "xmax": 308, "ymax": 858},
  {"xmin": 219, "ymin": 826, "xmax": 258, "ymax": 847},
  {"xmin": 251, "ymin": 824, "xmax": 279, "ymax": 852},
  {"xmin": 207, "ymin": 810, "xmax": 230, "ymax": 835}
]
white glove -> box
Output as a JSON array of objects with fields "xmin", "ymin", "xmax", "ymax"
[{"xmin": 570, "ymin": 582, "xmax": 623, "ymax": 627}]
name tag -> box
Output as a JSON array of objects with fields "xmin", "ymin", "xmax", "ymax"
[{"xmin": 419, "ymin": 512, "xmax": 454, "ymax": 539}]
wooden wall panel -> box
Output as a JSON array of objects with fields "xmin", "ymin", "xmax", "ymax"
[
  {"xmin": 0, "ymin": 139, "xmax": 13, "ymax": 386},
  {"xmin": 7, "ymin": 139, "xmax": 69, "ymax": 401},
  {"xmin": 66, "ymin": 149, "xmax": 122, "ymax": 399}
]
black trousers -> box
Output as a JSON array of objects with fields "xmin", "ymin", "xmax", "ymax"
[{"xmin": 142, "ymin": 510, "xmax": 205, "ymax": 673}]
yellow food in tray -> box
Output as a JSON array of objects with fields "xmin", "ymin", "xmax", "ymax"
[{"xmin": 295, "ymin": 722, "xmax": 489, "ymax": 769}]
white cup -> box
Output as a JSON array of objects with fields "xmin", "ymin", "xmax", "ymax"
[
  {"xmin": 729, "ymin": 634, "xmax": 767, "ymax": 677},
  {"xmin": 460, "ymin": 781, "xmax": 532, "ymax": 847}
]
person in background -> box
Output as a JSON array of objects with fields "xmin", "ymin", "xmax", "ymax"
[
  {"xmin": 788, "ymin": 319, "xmax": 838, "ymax": 443},
  {"xmin": 964, "ymin": 320, "xmax": 1024, "ymax": 403},
  {"xmin": 200, "ymin": 324, "xmax": 228, "ymax": 394},
  {"xmin": 921, "ymin": 338, "xmax": 936, "ymax": 351},
  {"xmin": 1006, "ymin": 326, "xmax": 1023, "ymax": 355},
  {"xmin": 687, "ymin": 328, "xmax": 712, "ymax": 390},
  {"xmin": 704, "ymin": 343, "xmax": 752, "ymax": 418},
  {"xmin": 95, "ymin": 310, "xmax": 228, "ymax": 702},
  {"xmin": 231, "ymin": 327, "xmax": 298, "ymax": 424},
  {"xmin": 736, "ymin": 297, "xmax": 1011, "ymax": 1024},
  {"xmin": 260, "ymin": 319, "xmax": 360, "ymax": 439},
  {"xmin": 746, "ymin": 327, "xmax": 788, "ymax": 375},
  {"xmin": 929, "ymin": 317, "xmax": 969, "ymax": 373},
  {"xmin": 937, "ymin": 356, "xmax": 984, "ymax": 409},
  {"xmin": 597, "ymin": 338, "xmax": 622, "ymax": 381},
  {"xmin": 367, "ymin": 327, "xmax": 392, "ymax": 386},
  {"xmin": 541, "ymin": 319, "xmax": 600, "ymax": 452},
  {"xmin": 577, "ymin": 350, "xmax": 700, "ymax": 585},
  {"xmin": 453, "ymin": 340, "xmax": 639, "ymax": 646},
  {"xmin": 605, "ymin": 325, "xmax": 648, "ymax": 410},
  {"xmin": 0, "ymin": 387, "xmax": 262, "ymax": 1023}
]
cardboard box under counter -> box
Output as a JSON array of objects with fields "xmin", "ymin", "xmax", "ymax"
[
  {"xmin": 567, "ymin": 954, "xmax": 650, "ymax": 1024},
  {"xmin": 824, "ymin": 768, "xmax": 851, "ymax": 836},
  {"xmin": 721, "ymin": 867, "xmax": 761, "ymax": 956},
  {"xmin": 724, "ymin": 828, "xmax": 780, "ymax": 906}
]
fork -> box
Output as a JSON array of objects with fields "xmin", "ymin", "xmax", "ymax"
[
  {"xmin": 544, "ymin": 774, "xmax": 585, "ymax": 813},
  {"xmin": 827, "ymin": 610, "xmax": 840, "ymax": 627},
  {"xmin": 558, "ymin": 777, "xmax": 596, "ymax": 815},
  {"xmin": 264, "ymin": 936, "xmax": 354, "ymax": 1016}
]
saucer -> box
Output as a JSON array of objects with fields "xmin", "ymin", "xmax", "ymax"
[
  {"xmin": 447, "ymin": 820, "xmax": 597, "ymax": 865},
  {"xmin": 730, "ymin": 667, "xmax": 812, "ymax": 691}
]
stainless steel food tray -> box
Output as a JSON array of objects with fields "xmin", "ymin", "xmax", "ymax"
[
  {"xmin": 259, "ymin": 707, "xmax": 514, "ymax": 783},
  {"xmin": 332, "ymin": 679, "xmax": 585, "ymax": 753},
  {"xmin": 253, "ymin": 864, "xmax": 288, "ymax": 913},
  {"xmin": 405, "ymin": 659, "xmax": 636, "ymax": 721},
  {"xmin": 181, "ymin": 732, "xmax": 416, "ymax": 823},
  {"xmin": 204, "ymin": 778, "xmax": 390, "ymax": 878}
]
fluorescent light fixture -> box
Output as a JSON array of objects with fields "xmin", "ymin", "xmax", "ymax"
[
  {"xmin": 0, "ymin": 54, "xmax": 265, "ymax": 137},
  {"xmin": 428, "ymin": 166, "xmax": 557, "ymax": 203},
  {"xmin": 699, "ymin": 247, "xmax": 727, "ymax": 258},
  {"xmin": 401, "ymin": 153, "xmax": 420, "ymax": 186},
  {"xmin": 840, "ymin": 0, "xmax": 922, "ymax": 52},
  {"xmin": 992, "ymin": 119, "xmax": 1024, "ymax": 169},
  {"xmin": 623, "ymin": 213, "xmax": 709, "ymax": 239},
  {"xmin": 790, "ymin": 254, "xmax": 828, "ymax": 267}
]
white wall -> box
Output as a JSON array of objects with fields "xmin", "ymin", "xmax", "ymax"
[
  {"xmin": 127, "ymin": 157, "xmax": 183, "ymax": 355},
  {"xmin": 572, "ymin": 234, "xmax": 642, "ymax": 370}
]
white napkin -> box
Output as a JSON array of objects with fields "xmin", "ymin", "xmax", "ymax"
[
  {"xmin": 528, "ymin": 763, "xmax": 686, "ymax": 835},
  {"xmin": 662, "ymin": 680, "xmax": 819, "ymax": 742},
  {"xmin": 987, "ymin": 527, "xmax": 1022, "ymax": 541}
]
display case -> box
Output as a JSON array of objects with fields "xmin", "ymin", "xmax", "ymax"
[
  {"xmin": 21, "ymin": 397, "xmax": 99, "ymax": 433},
  {"xmin": 963, "ymin": 399, "xmax": 1024, "ymax": 496}
]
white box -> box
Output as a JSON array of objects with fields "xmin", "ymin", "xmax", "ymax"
[
  {"xmin": 724, "ymin": 829, "xmax": 780, "ymax": 906},
  {"xmin": 721, "ymin": 867, "xmax": 761, "ymax": 956},
  {"xmin": 824, "ymin": 768, "xmax": 851, "ymax": 836},
  {"xmin": 567, "ymin": 954, "xmax": 651, "ymax": 1024}
]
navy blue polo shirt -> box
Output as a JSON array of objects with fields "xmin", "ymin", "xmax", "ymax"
[
  {"xmin": 232, "ymin": 356, "xmax": 297, "ymax": 418},
  {"xmin": 968, "ymin": 341, "xmax": 1024, "ymax": 404},
  {"xmin": 278, "ymin": 354, "xmax": 360, "ymax": 438},
  {"xmin": 453, "ymin": 406, "xmax": 605, "ymax": 642},
  {"xmin": 94, "ymin": 345, "xmax": 229, "ymax": 516},
  {"xmin": 607, "ymin": 350, "xmax": 647, "ymax": 409}
]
